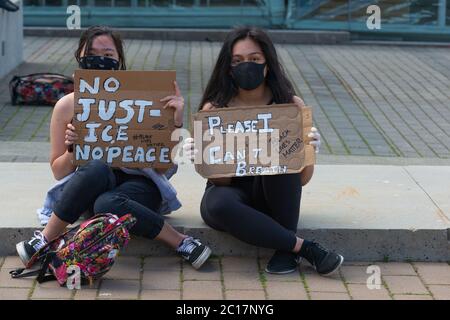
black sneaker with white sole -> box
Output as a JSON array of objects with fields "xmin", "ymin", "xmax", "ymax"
[
  {"xmin": 16, "ymin": 231, "xmax": 48, "ymax": 267},
  {"xmin": 298, "ymin": 242, "xmax": 344, "ymax": 276},
  {"xmin": 265, "ymin": 250, "xmax": 298, "ymax": 274},
  {"xmin": 176, "ymin": 237, "xmax": 211, "ymax": 269}
]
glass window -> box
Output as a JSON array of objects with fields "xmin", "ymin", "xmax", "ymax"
[
  {"xmin": 94, "ymin": 0, "xmax": 114, "ymax": 6},
  {"xmin": 295, "ymin": 0, "xmax": 350, "ymax": 22},
  {"xmin": 114, "ymin": 0, "xmax": 134, "ymax": 6},
  {"xmin": 147, "ymin": 0, "xmax": 171, "ymax": 6},
  {"xmin": 294, "ymin": 1, "xmax": 443, "ymax": 27},
  {"xmin": 350, "ymin": 0, "xmax": 440, "ymax": 26},
  {"xmin": 67, "ymin": 1, "xmax": 88, "ymax": 5},
  {"xmin": 44, "ymin": 0, "xmax": 63, "ymax": 5},
  {"xmin": 209, "ymin": 0, "xmax": 259, "ymax": 6},
  {"xmin": 446, "ymin": 0, "xmax": 450, "ymax": 25},
  {"xmin": 23, "ymin": 0, "xmax": 41, "ymax": 5}
]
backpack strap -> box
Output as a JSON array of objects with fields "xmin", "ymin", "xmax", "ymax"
[
  {"xmin": 10, "ymin": 267, "xmax": 41, "ymax": 279},
  {"xmin": 36, "ymin": 252, "xmax": 57, "ymax": 283},
  {"xmin": 19, "ymin": 73, "xmax": 72, "ymax": 80},
  {"xmin": 9, "ymin": 76, "xmax": 20, "ymax": 105},
  {"xmin": 10, "ymin": 252, "xmax": 56, "ymax": 283}
]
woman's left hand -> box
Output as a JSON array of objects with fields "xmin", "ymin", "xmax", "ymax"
[
  {"xmin": 161, "ymin": 81, "xmax": 184, "ymax": 127},
  {"xmin": 308, "ymin": 127, "xmax": 321, "ymax": 154}
]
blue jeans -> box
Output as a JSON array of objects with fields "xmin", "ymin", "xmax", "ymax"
[{"xmin": 53, "ymin": 160, "xmax": 164, "ymax": 239}]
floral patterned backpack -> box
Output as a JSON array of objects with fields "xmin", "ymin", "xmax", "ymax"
[
  {"xmin": 9, "ymin": 73, "xmax": 74, "ymax": 106},
  {"xmin": 10, "ymin": 213, "xmax": 136, "ymax": 287}
]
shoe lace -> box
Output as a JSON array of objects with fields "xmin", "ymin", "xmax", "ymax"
[
  {"xmin": 309, "ymin": 242, "xmax": 329, "ymax": 265},
  {"xmin": 177, "ymin": 237, "xmax": 200, "ymax": 256},
  {"xmin": 312, "ymin": 242, "xmax": 327, "ymax": 252},
  {"xmin": 301, "ymin": 242, "xmax": 327, "ymax": 266},
  {"xmin": 28, "ymin": 231, "xmax": 47, "ymax": 251}
]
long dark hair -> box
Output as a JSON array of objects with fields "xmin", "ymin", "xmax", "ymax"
[
  {"xmin": 75, "ymin": 25, "xmax": 126, "ymax": 70},
  {"xmin": 199, "ymin": 26, "xmax": 295, "ymax": 110}
]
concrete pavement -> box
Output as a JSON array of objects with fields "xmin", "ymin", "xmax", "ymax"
[
  {"xmin": 1, "ymin": 255, "xmax": 450, "ymax": 300},
  {"xmin": 1, "ymin": 37, "xmax": 450, "ymax": 159}
]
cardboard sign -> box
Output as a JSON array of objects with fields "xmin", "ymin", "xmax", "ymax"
[
  {"xmin": 73, "ymin": 70, "xmax": 177, "ymax": 168},
  {"xmin": 192, "ymin": 103, "xmax": 315, "ymax": 179}
]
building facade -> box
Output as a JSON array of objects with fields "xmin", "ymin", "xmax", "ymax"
[{"xmin": 23, "ymin": 0, "xmax": 450, "ymax": 41}]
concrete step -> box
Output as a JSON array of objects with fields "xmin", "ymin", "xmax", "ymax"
[
  {"xmin": 1, "ymin": 162, "xmax": 449, "ymax": 261},
  {"xmin": 23, "ymin": 27, "xmax": 350, "ymax": 44}
]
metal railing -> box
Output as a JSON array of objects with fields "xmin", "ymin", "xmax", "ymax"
[
  {"xmin": 23, "ymin": 0, "xmax": 261, "ymax": 7},
  {"xmin": 23, "ymin": 0, "xmax": 275, "ymax": 29}
]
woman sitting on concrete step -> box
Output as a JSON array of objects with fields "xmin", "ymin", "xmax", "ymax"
[
  {"xmin": 184, "ymin": 26, "xmax": 344, "ymax": 276},
  {"xmin": 16, "ymin": 25, "xmax": 211, "ymax": 271}
]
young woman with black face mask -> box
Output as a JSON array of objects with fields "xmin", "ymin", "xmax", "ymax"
[
  {"xmin": 16, "ymin": 26, "xmax": 212, "ymax": 271},
  {"xmin": 184, "ymin": 26, "xmax": 344, "ymax": 275}
]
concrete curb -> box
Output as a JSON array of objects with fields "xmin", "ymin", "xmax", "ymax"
[
  {"xmin": 351, "ymin": 40, "xmax": 450, "ymax": 47},
  {"xmin": 2, "ymin": 226, "xmax": 449, "ymax": 261},
  {"xmin": 24, "ymin": 27, "xmax": 350, "ymax": 44},
  {"xmin": 1, "ymin": 163, "xmax": 449, "ymax": 261},
  {"xmin": 23, "ymin": 27, "xmax": 450, "ymax": 46}
]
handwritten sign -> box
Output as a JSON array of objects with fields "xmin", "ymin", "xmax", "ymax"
[
  {"xmin": 73, "ymin": 70, "xmax": 177, "ymax": 168},
  {"xmin": 192, "ymin": 103, "xmax": 315, "ymax": 179}
]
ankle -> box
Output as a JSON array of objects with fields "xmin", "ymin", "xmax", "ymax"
[
  {"xmin": 41, "ymin": 232, "xmax": 50, "ymax": 243},
  {"xmin": 293, "ymin": 238, "xmax": 304, "ymax": 253},
  {"xmin": 176, "ymin": 235, "xmax": 190, "ymax": 249},
  {"xmin": 298, "ymin": 239, "xmax": 313, "ymax": 257}
]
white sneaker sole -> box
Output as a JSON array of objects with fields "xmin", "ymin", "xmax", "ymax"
[
  {"xmin": 16, "ymin": 241, "xmax": 30, "ymax": 267},
  {"xmin": 264, "ymin": 255, "xmax": 302, "ymax": 275},
  {"xmin": 191, "ymin": 246, "xmax": 212, "ymax": 270},
  {"xmin": 320, "ymin": 254, "xmax": 344, "ymax": 277},
  {"xmin": 264, "ymin": 266, "xmax": 298, "ymax": 275}
]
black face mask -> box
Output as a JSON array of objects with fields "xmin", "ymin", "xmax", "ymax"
[
  {"xmin": 231, "ymin": 61, "xmax": 266, "ymax": 91},
  {"xmin": 79, "ymin": 55, "xmax": 120, "ymax": 70}
]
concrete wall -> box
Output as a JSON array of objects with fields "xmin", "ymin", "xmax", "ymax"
[{"xmin": 0, "ymin": 0, "xmax": 23, "ymax": 79}]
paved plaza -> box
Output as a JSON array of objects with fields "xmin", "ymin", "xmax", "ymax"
[
  {"xmin": 1, "ymin": 37, "xmax": 450, "ymax": 161},
  {"xmin": 1, "ymin": 255, "xmax": 450, "ymax": 300}
]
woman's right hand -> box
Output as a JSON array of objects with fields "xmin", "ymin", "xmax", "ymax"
[
  {"xmin": 65, "ymin": 123, "xmax": 78, "ymax": 148},
  {"xmin": 182, "ymin": 137, "xmax": 199, "ymax": 163},
  {"xmin": 184, "ymin": 138, "xmax": 232, "ymax": 185}
]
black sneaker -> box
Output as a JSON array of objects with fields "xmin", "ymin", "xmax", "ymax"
[
  {"xmin": 298, "ymin": 242, "xmax": 344, "ymax": 276},
  {"xmin": 16, "ymin": 231, "xmax": 48, "ymax": 266},
  {"xmin": 176, "ymin": 237, "xmax": 211, "ymax": 269},
  {"xmin": 265, "ymin": 250, "xmax": 299, "ymax": 274}
]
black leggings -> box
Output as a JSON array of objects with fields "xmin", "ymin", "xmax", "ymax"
[
  {"xmin": 53, "ymin": 160, "xmax": 164, "ymax": 239},
  {"xmin": 200, "ymin": 174, "xmax": 302, "ymax": 252}
]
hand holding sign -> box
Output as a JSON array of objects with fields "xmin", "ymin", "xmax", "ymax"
[
  {"xmin": 182, "ymin": 137, "xmax": 199, "ymax": 163},
  {"xmin": 161, "ymin": 81, "xmax": 184, "ymax": 128},
  {"xmin": 65, "ymin": 122, "xmax": 78, "ymax": 148},
  {"xmin": 308, "ymin": 127, "xmax": 321, "ymax": 154}
]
